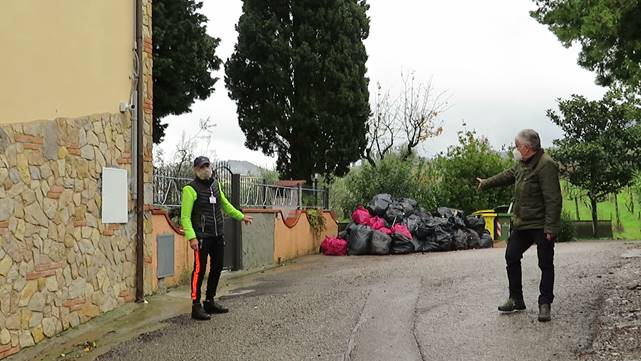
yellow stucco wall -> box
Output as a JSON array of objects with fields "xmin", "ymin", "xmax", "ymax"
[
  {"xmin": 0, "ymin": 0, "xmax": 135, "ymax": 124},
  {"xmin": 150, "ymin": 211, "xmax": 194, "ymax": 291},
  {"xmin": 274, "ymin": 211, "xmax": 338, "ymax": 263}
]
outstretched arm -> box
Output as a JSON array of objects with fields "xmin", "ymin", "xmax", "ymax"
[
  {"xmin": 478, "ymin": 165, "xmax": 517, "ymax": 191},
  {"xmin": 218, "ymin": 183, "xmax": 253, "ymax": 224}
]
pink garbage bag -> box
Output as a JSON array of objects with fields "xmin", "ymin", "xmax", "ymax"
[
  {"xmin": 367, "ymin": 216, "xmax": 386, "ymax": 230},
  {"xmin": 391, "ymin": 224, "xmax": 412, "ymax": 239},
  {"xmin": 378, "ymin": 227, "xmax": 392, "ymax": 235},
  {"xmin": 352, "ymin": 206, "xmax": 371, "ymax": 225},
  {"xmin": 321, "ymin": 236, "xmax": 348, "ymax": 256}
]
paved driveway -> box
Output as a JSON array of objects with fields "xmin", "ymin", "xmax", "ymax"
[{"xmin": 98, "ymin": 241, "xmax": 634, "ymax": 361}]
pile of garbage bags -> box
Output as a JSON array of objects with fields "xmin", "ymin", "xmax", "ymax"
[{"xmin": 321, "ymin": 193, "xmax": 493, "ymax": 256}]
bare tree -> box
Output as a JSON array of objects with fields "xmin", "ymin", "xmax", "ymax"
[
  {"xmin": 399, "ymin": 72, "xmax": 446, "ymax": 160},
  {"xmin": 364, "ymin": 71, "xmax": 447, "ymax": 166},
  {"xmin": 364, "ymin": 83, "xmax": 398, "ymax": 166},
  {"xmin": 154, "ymin": 116, "xmax": 217, "ymax": 177}
]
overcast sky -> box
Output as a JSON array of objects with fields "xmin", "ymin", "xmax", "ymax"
[{"xmin": 155, "ymin": 0, "xmax": 606, "ymax": 169}]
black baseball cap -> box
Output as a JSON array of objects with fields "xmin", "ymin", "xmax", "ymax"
[{"xmin": 193, "ymin": 156, "xmax": 211, "ymax": 168}]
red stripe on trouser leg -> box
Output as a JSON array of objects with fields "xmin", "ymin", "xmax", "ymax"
[{"xmin": 191, "ymin": 249, "xmax": 201, "ymax": 301}]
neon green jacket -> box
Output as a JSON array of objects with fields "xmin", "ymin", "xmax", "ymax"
[{"xmin": 180, "ymin": 181, "xmax": 244, "ymax": 241}]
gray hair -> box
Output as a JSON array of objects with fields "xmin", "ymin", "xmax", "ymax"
[{"xmin": 515, "ymin": 129, "xmax": 541, "ymax": 150}]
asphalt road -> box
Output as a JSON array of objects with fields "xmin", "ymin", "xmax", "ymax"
[{"xmin": 98, "ymin": 241, "xmax": 635, "ymax": 361}]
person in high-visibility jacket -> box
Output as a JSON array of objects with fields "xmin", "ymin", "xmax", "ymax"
[{"xmin": 181, "ymin": 156, "xmax": 253, "ymax": 320}]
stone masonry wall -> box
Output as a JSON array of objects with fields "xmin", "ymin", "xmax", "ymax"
[{"xmin": 0, "ymin": 113, "xmax": 152, "ymax": 358}]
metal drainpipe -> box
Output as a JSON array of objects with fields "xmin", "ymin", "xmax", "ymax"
[{"xmin": 135, "ymin": 0, "xmax": 145, "ymax": 303}]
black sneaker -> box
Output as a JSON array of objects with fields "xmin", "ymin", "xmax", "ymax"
[
  {"xmin": 191, "ymin": 303, "xmax": 211, "ymax": 320},
  {"xmin": 498, "ymin": 298, "xmax": 526, "ymax": 312},
  {"xmin": 203, "ymin": 300, "xmax": 229, "ymax": 314},
  {"xmin": 538, "ymin": 304, "xmax": 551, "ymax": 322}
]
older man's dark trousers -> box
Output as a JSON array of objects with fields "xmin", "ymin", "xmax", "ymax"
[{"xmin": 505, "ymin": 229, "xmax": 555, "ymax": 305}]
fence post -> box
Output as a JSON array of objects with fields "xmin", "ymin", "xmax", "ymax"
[
  {"xmin": 323, "ymin": 187, "xmax": 329, "ymax": 209},
  {"xmin": 231, "ymin": 173, "xmax": 242, "ymax": 271},
  {"xmin": 262, "ymin": 178, "xmax": 267, "ymax": 208},
  {"xmin": 313, "ymin": 178, "xmax": 318, "ymax": 208}
]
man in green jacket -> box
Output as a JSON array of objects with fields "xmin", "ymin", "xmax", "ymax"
[
  {"xmin": 181, "ymin": 156, "xmax": 253, "ymax": 320},
  {"xmin": 477, "ymin": 129, "xmax": 562, "ymax": 322}
]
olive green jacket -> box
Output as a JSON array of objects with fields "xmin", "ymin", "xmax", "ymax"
[{"xmin": 480, "ymin": 149, "xmax": 562, "ymax": 234}]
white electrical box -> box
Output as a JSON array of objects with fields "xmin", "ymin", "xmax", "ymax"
[{"xmin": 101, "ymin": 167, "xmax": 128, "ymax": 223}]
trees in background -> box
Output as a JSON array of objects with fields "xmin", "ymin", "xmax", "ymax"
[
  {"xmin": 153, "ymin": 0, "xmax": 222, "ymax": 143},
  {"xmin": 532, "ymin": 0, "xmax": 641, "ymax": 92},
  {"xmin": 547, "ymin": 91, "xmax": 641, "ymax": 236},
  {"xmin": 226, "ymin": 0, "xmax": 371, "ymax": 181},
  {"xmin": 331, "ymin": 130, "xmax": 512, "ymax": 218}
]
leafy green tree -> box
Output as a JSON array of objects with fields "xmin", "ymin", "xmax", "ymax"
[
  {"xmin": 434, "ymin": 130, "xmax": 513, "ymax": 213},
  {"xmin": 153, "ymin": 0, "xmax": 222, "ymax": 143},
  {"xmin": 531, "ymin": 0, "xmax": 641, "ymax": 90},
  {"xmin": 547, "ymin": 91, "xmax": 641, "ymax": 236},
  {"xmin": 225, "ymin": 0, "xmax": 371, "ymax": 181}
]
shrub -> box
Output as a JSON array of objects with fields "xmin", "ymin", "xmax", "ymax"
[
  {"xmin": 557, "ymin": 211, "xmax": 576, "ymax": 242},
  {"xmin": 433, "ymin": 130, "xmax": 513, "ymax": 213},
  {"xmin": 330, "ymin": 153, "xmax": 439, "ymax": 219}
]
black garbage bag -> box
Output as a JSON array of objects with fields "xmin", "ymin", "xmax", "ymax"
[
  {"xmin": 348, "ymin": 224, "xmax": 373, "ymax": 255},
  {"xmin": 415, "ymin": 224, "xmax": 434, "ymax": 241},
  {"xmin": 418, "ymin": 241, "xmax": 440, "ymax": 252},
  {"xmin": 413, "ymin": 212, "xmax": 434, "ymax": 240},
  {"xmin": 391, "ymin": 232, "xmax": 416, "ymax": 254},
  {"xmin": 425, "ymin": 217, "xmax": 448, "ymax": 228},
  {"xmin": 465, "ymin": 229, "xmax": 481, "ymax": 249},
  {"xmin": 416, "ymin": 211, "xmax": 433, "ymax": 222},
  {"xmin": 371, "ymin": 230, "xmax": 392, "ymax": 255},
  {"xmin": 465, "ymin": 215, "xmax": 486, "ymax": 235},
  {"xmin": 437, "ymin": 218, "xmax": 455, "ymax": 233},
  {"xmin": 384, "ymin": 203, "xmax": 405, "ymax": 225},
  {"xmin": 427, "ymin": 242, "xmax": 441, "ymax": 252},
  {"xmin": 435, "ymin": 207, "xmax": 461, "ymax": 219},
  {"xmin": 479, "ymin": 230, "xmax": 493, "ymax": 248},
  {"xmin": 450, "ymin": 215, "xmax": 467, "ymax": 229},
  {"xmin": 368, "ymin": 194, "xmax": 393, "ymax": 217},
  {"xmin": 403, "ymin": 214, "xmax": 421, "ymax": 234},
  {"xmin": 397, "ymin": 198, "xmax": 417, "ymax": 215},
  {"xmin": 417, "ymin": 217, "xmax": 447, "ymax": 240},
  {"xmin": 340, "ymin": 223, "xmax": 355, "ymax": 239},
  {"xmin": 453, "ymin": 229, "xmax": 469, "ymax": 250},
  {"xmin": 411, "ymin": 237, "xmax": 421, "ymax": 251},
  {"xmin": 434, "ymin": 227, "xmax": 454, "ymax": 252}
]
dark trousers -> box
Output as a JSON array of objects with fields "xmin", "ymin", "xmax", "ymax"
[
  {"xmin": 505, "ymin": 229, "xmax": 555, "ymax": 305},
  {"xmin": 191, "ymin": 236, "xmax": 225, "ymax": 304}
]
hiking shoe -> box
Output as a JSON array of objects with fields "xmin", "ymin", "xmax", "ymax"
[
  {"xmin": 204, "ymin": 300, "xmax": 229, "ymax": 314},
  {"xmin": 191, "ymin": 303, "xmax": 211, "ymax": 320},
  {"xmin": 498, "ymin": 298, "xmax": 526, "ymax": 312},
  {"xmin": 538, "ymin": 304, "xmax": 551, "ymax": 322}
]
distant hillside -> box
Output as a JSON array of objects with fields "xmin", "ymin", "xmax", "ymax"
[{"xmin": 226, "ymin": 160, "xmax": 262, "ymax": 176}]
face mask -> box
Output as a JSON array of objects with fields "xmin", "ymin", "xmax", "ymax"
[
  {"xmin": 196, "ymin": 168, "xmax": 212, "ymax": 180},
  {"xmin": 512, "ymin": 148, "xmax": 523, "ymax": 161}
]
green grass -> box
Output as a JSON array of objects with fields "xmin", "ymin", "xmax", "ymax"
[{"xmin": 562, "ymin": 182, "xmax": 641, "ymax": 240}]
